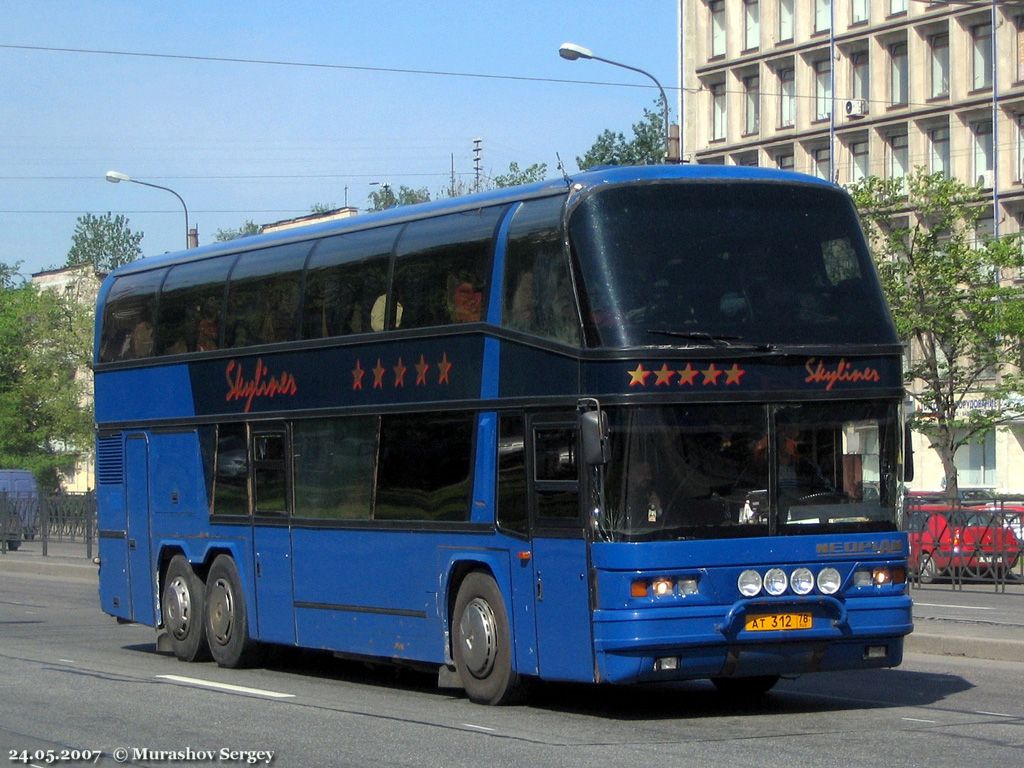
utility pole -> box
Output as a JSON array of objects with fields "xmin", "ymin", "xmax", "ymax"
[{"xmin": 473, "ymin": 138, "xmax": 482, "ymax": 193}]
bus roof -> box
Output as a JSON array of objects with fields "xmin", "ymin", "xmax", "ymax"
[{"xmin": 107, "ymin": 164, "xmax": 835, "ymax": 279}]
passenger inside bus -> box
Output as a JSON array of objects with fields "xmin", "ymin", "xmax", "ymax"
[{"xmin": 448, "ymin": 274, "xmax": 483, "ymax": 323}]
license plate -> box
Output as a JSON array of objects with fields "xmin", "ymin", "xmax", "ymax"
[{"xmin": 745, "ymin": 612, "xmax": 813, "ymax": 632}]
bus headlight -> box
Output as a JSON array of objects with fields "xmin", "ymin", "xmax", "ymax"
[
  {"xmin": 817, "ymin": 567, "xmax": 842, "ymax": 594},
  {"xmin": 764, "ymin": 568, "xmax": 788, "ymax": 596},
  {"xmin": 791, "ymin": 567, "xmax": 814, "ymax": 595},
  {"xmin": 738, "ymin": 569, "xmax": 762, "ymax": 597},
  {"xmin": 651, "ymin": 577, "xmax": 674, "ymax": 597}
]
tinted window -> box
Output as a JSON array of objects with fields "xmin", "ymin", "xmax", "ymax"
[
  {"xmin": 293, "ymin": 416, "xmax": 376, "ymax": 520},
  {"xmin": 99, "ymin": 269, "xmax": 166, "ymax": 362},
  {"xmin": 213, "ymin": 423, "xmax": 248, "ymax": 517},
  {"xmin": 375, "ymin": 413, "xmax": 474, "ymax": 521},
  {"xmin": 252, "ymin": 431, "xmax": 288, "ymax": 515},
  {"xmin": 392, "ymin": 208, "xmax": 504, "ymax": 329},
  {"xmin": 156, "ymin": 256, "xmax": 235, "ymax": 355},
  {"xmin": 225, "ymin": 243, "xmax": 310, "ymax": 347},
  {"xmin": 302, "ymin": 227, "xmax": 396, "ymax": 337},
  {"xmin": 503, "ymin": 196, "xmax": 580, "ymax": 344},
  {"xmin": 497, "ymin": 413, "xmax": 527, "ymax": 535},
  {"xmin": 568, "ymin": 182, "xmax": 897, "ymax": 348}
]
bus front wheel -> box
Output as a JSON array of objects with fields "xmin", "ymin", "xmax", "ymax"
[
  {"xmin": 162, "ymin": 555, "xmax": 209, "ymax": 662},
  {"xmin": 204, "ymin": 555, "xmax": 262, "ymax": 668},
  {"xmin": 452, "ymin": 572, "xmax": 520, "ymax": 705}
]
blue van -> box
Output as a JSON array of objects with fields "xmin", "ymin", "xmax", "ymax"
[{"xmin": 0, "ymin": 469, "xmax": 40, "ymax": 551}]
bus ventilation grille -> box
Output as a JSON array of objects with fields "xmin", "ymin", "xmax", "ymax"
[{"xmin": 96, "ymin": 434, "xmax": 124, "ymax": 486}]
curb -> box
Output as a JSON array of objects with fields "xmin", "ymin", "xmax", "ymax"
[{"xmin": 905, "ymin": 632, "xmax": 1024, "ymax": 663}]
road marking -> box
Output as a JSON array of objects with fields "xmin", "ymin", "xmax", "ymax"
[
  {"xmin": 902, "ymin": 717, "xmax": 938, "ymax": 724},
  {"xmin": 157, "ymin": 674, "xmax": 296, "ymax": 699},
  {"xmin": 915, "ymin": 602, "xmax": 993, "ymax": 611},
  {"xmin": 461, "ymin": 723, "xmax": 496, "ymax": 732},
  {"xmin": 976, "ymin": 711, "xmax": 1016, "ymax": 718},
  {"xmin": 58, "ymin": 659, "xmax": 76, "ymax": 664}
]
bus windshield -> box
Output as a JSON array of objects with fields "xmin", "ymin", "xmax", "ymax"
[
  {"xmin": 569, "ymin": 181, "xmax": 897, "ymax": 348},
  {"xmin": 597, "ymin": 401, "xmax": 899, "ymax": 542}
]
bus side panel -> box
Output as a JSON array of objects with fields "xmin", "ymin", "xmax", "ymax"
[
  {"xmin": 97, "ymin": 462, "xmax": 131, "ymax": 620},
  {"xmin": 291, "ymin": 529, "xmax": 446, "ymax": 663},
  {"xmin": 125, "ymin": 435, "xmax": 155, "ymax": 625}
]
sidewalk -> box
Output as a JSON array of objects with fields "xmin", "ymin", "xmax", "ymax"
[{"xmin": 1, "ymin": 542, "xmax": 1021, "ymax": 663}]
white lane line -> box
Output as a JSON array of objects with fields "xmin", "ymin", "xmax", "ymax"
[
  {"xmin": 914, "ymin": 602, "xmax": 993, "ymax": 611},
  {"xmin": 461, "ymin": 723, "xmax": 496, "ymax": 732},
  {"xmin": 157, "ymin": 674, "xmax": 296, "ymax": 699},
  {"xmin": 902, "ymin": 717, "xmax": 938, "ymax": 724},
  {"xmin": 58, "ymin": 659, "xmax": 76, "ymax": 664},
  {"xmin": 976, "ymin": 711, "xmax": 1017, "ymax": 718}
]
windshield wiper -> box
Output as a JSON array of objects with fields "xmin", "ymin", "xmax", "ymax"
[{"xmin": 647, "ymin": 330, "xmax": 776, "ymax": 351}]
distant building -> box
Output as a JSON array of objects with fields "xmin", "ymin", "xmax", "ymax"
[
  {"xmin": 31, "ymin": 263, "xmax": 105, "ymax": 493},
  {"xmin": 261, "ymin": 206, "xmax": 358, "ymax": 234},
  {"xmin": 681, "ymin": 1, "xmax": 1024, "ymax": 493}
]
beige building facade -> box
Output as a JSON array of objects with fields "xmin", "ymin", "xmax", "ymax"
[{"xmin": 682, "ymin": 0, "xmax": 1024, "ymax": 494}]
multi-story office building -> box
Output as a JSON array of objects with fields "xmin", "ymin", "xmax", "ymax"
[{"xmin": 681, "ymin": 0, "xmax": 1024, "ymax": 493}]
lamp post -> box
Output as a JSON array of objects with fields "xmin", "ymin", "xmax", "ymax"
[
  {"xmin": 558, "ymin": 42, "xmax": 672, "ymax": 162},
  {"xmin": 105, "ymin": 170, "xmax": 190, "ymax": 248}
]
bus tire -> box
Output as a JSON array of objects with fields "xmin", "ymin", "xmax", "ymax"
[
  {"xmin": 162, "ymin": 555, "xmax": 209, "ymax": 662},
  {"xmin": 452, "ymin": 572, "xmax": 521, "ymax": 705},
  {"xmin": 711, "ymin": 675, "xmax": 780, "ymax": 695},
  {"xmin": 204, "ymin": 555, "xmax": 262, "ymax": 669}
]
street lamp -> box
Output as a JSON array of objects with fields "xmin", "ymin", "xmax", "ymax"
[
  {"xmin": 105, "ymin": 170, "xmax": 190, "ymax": 249},
  {"xmin": 558, "ymin": 42, "xmax": 671, "ymax": 162}
]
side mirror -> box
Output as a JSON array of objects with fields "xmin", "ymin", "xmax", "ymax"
[{"xmin": 580, "ymin": 410, "xmax": 608, "ymax": 466}]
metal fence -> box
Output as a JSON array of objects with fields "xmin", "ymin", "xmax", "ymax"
[
  {"xmin": 905, "ymin": 496, "xmax": 1024, "ymax": 592},
  {"xmin": 0, "ymin": 491, "xmax": 96, "ymax": 559}
]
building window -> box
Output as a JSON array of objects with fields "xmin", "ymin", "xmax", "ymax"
[
  {"xmin": 1017, "ymin": 115, "xmax": 1024, "ymax": 180},
  {"xmin": 850, "ymin": 141, "xmax": 869, "ymax": 183},
  {"xmin": 851, "ymin": 51, "xmax": 869, "ymax": 103},
  {"xmin": 890, "ymin": 42, "xmax": 908, "ymax": 106},
  {"xmin": 710, "ymin": 1, "xmax": 726, "ymax": 58},
  {"xmin": 852, "ymin": 0, "xmax": 869, "ymax": 25},
  {"xmin": 930, "ymin": 33, "xmax": 949, "ymax": 98},
  {"xmin": 744, "ymin": 0, "xmax": 760, "ymax": 52},
  {"xmin": 930, "ymin": 126, "xmax": 950, "ymax": 178},
  {"xmin": 889, "ymin": 0, "xmax": 906, "ymax": 15},
  {"xmin": 954, "ymin": 430, "xmax": 996, "ymax": 488},
  {"xmin": 815, "ymin": 59, "xmax": 832, "ymax": 121},
  {"xmin": 744, "ymin": 74, "xmax": 760, "ymax": 135},
  {"xmin": 1017, "ymin": 17, "xmax": 1024, "ymax": 82},
  {"xmin": 778, "ymin": 0, "xmax": 794, "ymax": 42},
  {"xmin": 813, "ymin": 147, "xmax": 831, "ymax": 180},
  {"xmin": 974, "ymin": 120, "xmax": 994, "ymax": 186},
  {"xmin": 736, "ymin": 151, "xmax": 758, "ymax": 167},
  {"xmin": 711, "ymin": 82, "xmax": 726, "ymax": 141},
  {"xmin": 779, "ymin": 67, "xmax": 795, "ymax": 128},
  {"xmin": 973, "ymin": 22, "xmax": 993, "ymax": 90},
  {"xmin": 888, "ymin": 132, "xmax": 908, "ymax": 181},
  {"xmin": 815, "ymin": 0, "xmax": 830, "ymax": 33},
  {"xmin": 776, "ymin": 151, "xmax": 794, "ymax": 170}
]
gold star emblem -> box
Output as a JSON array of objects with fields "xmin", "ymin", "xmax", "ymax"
[
  {"xmin": 627, "ymin": 363, "xmax": 651, "ymax": 387},
  {"xmin": 654, "ymin": 363, "xmax": 675, "ymax": 386},
  {"xmin": 393, "ymin": 357, "xmax": 407, "ymax": 388},
  {"xmin": 372, "ymin": 358, "xmax": 386, "ymax": 389},
  {"xmin": 725, "ymin": 363, "xmax": 746, "ymax": 386},
  {"xmin": 415, "ymin": 354, "xmax": 430, "ymax": 386},
  {"xmin": 351, "ymin": 359, "xmax": 365, "ymax": 390},
  {"xmin": 677, "ymin": 363, "xmax": 699, "ymax": 386},
  {"xmin": 437, "ymin": 352, "xmax": 452, "ymax": 385},
  {"xmin": 702, "ymin": 363, "xmax": 723, "ymax": 386}
]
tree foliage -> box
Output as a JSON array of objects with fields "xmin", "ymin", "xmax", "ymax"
[
  {"xmin": 368, "ymin": 185, "xmax": 431, "ymax": 211},
  {"xmin": 850, "ymin": 168, "xmax": 1024, "ymax": 495},
  {"xmin": 492, "ymin": 161, "xmax": 548, "ymax": 188},
  {"xmin": 0, "ymin": 265, "xmax": 94, "ymax": 489},
  {"xmin": 214, "ymin": 219, "xmax": 261, "ymax": 242},
  {"xmin": 66, "ymin": 212, "xmax": 143, "ymax": 272},
  {"xmin": 577, "ymin": 102, "xmax": 665, "ymax": 170}
]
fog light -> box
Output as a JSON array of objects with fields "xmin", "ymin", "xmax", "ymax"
[
  {"xmin": 654, "ymin": 657, "xmax": 679, "ymax": 671},
  {"xmin": 891, "ymin": 566, "xmax": 907, "ymax": 585},
  {"xmin": 817, "ymin": 567, "xmax": 842, "ymax": 594},
  {"xmin": 764, "ymin": 568, "xmax": 788, "ymax": 596},
  {"xmin": 873, "ymin": 568, "xmax": 892, "ymax": 586},
  {"xmin": 631, "ymin": 580, "xmax": 649, "ymax": 598},
  {"xmin": 791, "ymin": 568, "xmax": 814, "ymax": 595},
  {"xmin": 738, "ymin": 569, "xmax": 762, "ymax": 597},
  {"xmin": 852, "ymin": 569, "xmax": 873, "ymax": 588},
  {"xmin": 679, "ymin": 577, "xmax": 699, "ymax": 596},
  {"xmin": 865, "ymin": 645, "xmax": 888, "ymax": 659},
  {"xmin": 652, "ymin": 577, "xmax": 674, "ymax": 597}
]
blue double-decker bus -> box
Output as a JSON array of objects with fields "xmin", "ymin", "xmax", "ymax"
[{"xmin": 94, "ymin": 165, "xmax": 912, "ymax": 704}]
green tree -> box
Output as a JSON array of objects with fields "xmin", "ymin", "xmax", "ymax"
[
  {"xmin": 214, "ymin": 219, "xmax": 261, "ymax": 242},
  {"xmin": 368, "ymin": 185, "xmax": 430, "ymax": 211},
  {"xmin": 850, "ymin": 168, "xmax": 1024, "ymax": 496},
  {"xmin": 66, "ymin": 212, "xmax": 143, "ymax": 272},
  {"xmin": 493, "ymin": 161, "xmax": 548, "ymax": 188},
  {"xmin": 0, "ymin": 265, "xmax": 94, "ymax": 489},
  {"xmin": 577, "ymin": 102, "xmax": 665, "ymax": 170}
]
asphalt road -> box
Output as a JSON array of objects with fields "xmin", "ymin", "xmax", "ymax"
[{"xmin": 0, "ymin": 570, "xmax": 1022, "ymax": 768}]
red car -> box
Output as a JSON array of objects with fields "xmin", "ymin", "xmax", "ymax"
[{"xmin": 906, "ymin": 505, "xmax": 1021, "ymax": 583}]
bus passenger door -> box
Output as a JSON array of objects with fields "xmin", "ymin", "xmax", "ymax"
[
  {"xmin": 250, "ymin": 425, "xmax": 296, "ymax": 645},
  {"xmin": 125, "ymin": 434, "xmax": 155, "ymax": 625},
  {"xmin": 528, "ymin": 415, "xmax": 594, "ymax": 682}
]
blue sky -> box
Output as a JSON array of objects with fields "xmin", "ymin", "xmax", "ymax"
[{"xmin": 1, "ymin": 1, "xmax": 680, "ymax": 277}]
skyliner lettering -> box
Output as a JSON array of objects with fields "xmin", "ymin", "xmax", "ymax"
[
  {"xmin": 804, "ymin": 357, "xmax": 882, "ymax": 391},
  {"xmin": 225, "ymin": 358, "xmax": 298, "ymax": 413}
]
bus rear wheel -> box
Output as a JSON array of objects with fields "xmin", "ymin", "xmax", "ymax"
[
  {"xmin": 711, "ymin": 675, "xmax": 780, "ymax": 695},
  {"xmin": 204, "ymin": 555, "xmax": 262, "ymax": 668},
  {"xmin": 452, "ymin": 572, "xmax": 521, "ymax": 705},
  {"xmin": 162, "ymin": 555, "xmax": 209, "ymax": 662}
]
